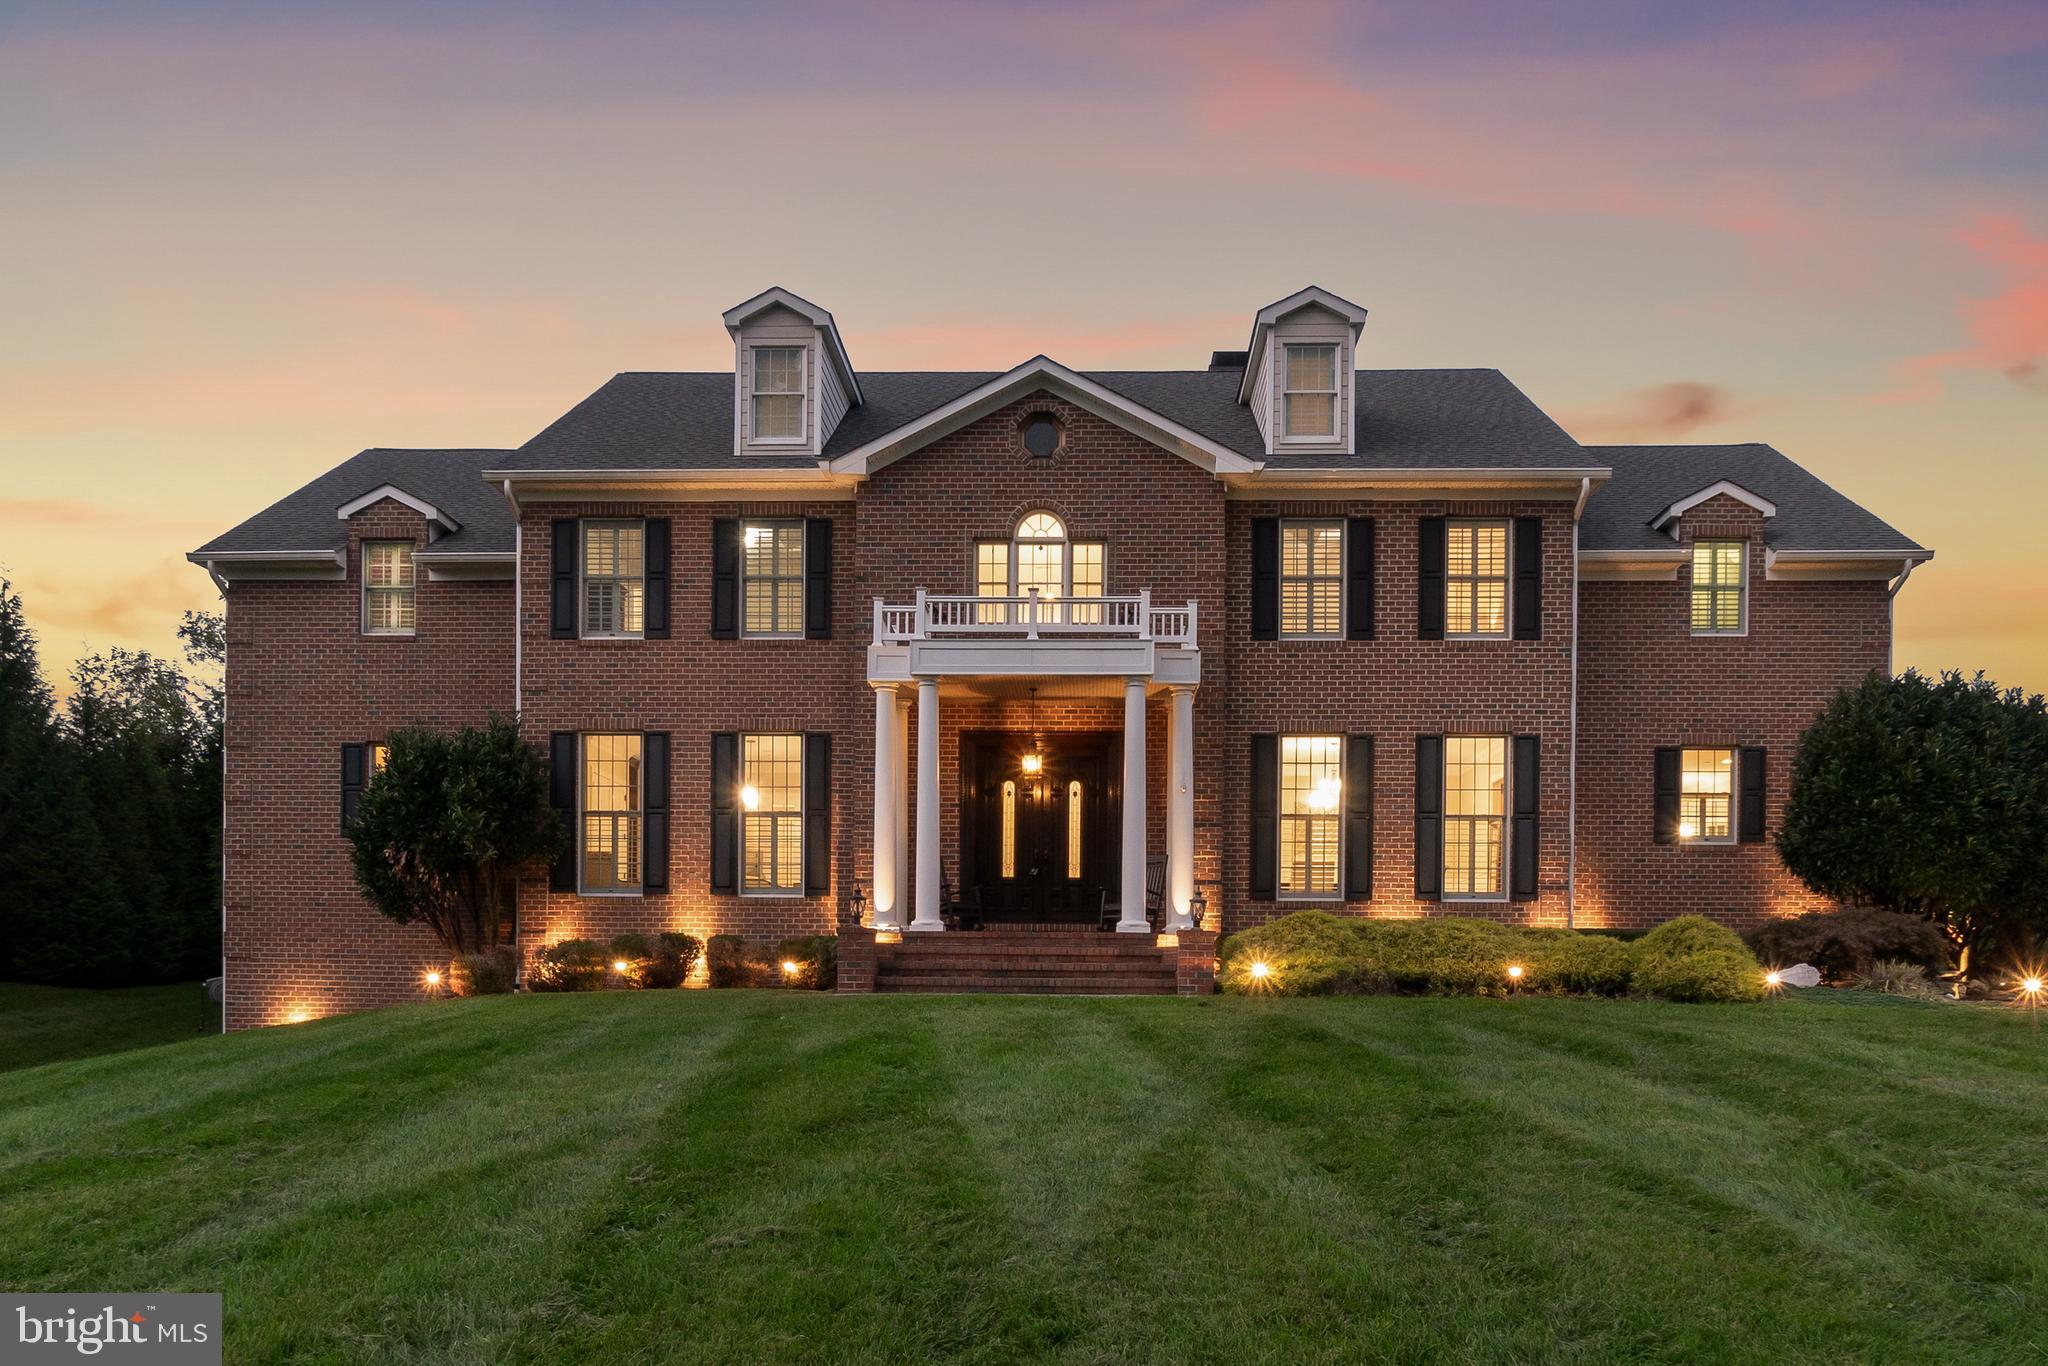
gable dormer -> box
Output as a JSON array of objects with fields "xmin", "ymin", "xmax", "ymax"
[
  {"xmin": 723, "ymin": 287, "xmax": 862, "ymax": 457},
  {"xmin": 1237, "ymin": 286, "xmax": 1369, "ymax": 457}
]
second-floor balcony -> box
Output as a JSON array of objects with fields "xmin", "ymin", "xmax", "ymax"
[{"xmin": 868, "ymin": 590, "xmax": 1200, "ymax": 686}]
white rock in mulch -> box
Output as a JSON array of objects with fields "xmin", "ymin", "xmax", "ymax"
[{"xmin": 1778, "ymin": 963, "xmax": 1822, "ymax": 988}]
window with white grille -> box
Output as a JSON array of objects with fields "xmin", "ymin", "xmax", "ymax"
[
  {"xmin": 1280, "ymin": 522, "xmax": 1343, "ymax": 638},
  {"xmin": 581, "ymin": 520, "xmax": 645, "ymax": 639},
  {"xmin": 1446, "ymin": 521, "xmax": 1509, "ymax": 638},
  {"xmin": 1691, "ymin": 541, "xmax": 1746, "ymax": 634},
  {"xmin": 362, "ymin": 541, "xmax": 415, "ymax": 634},
  {"xmin": 741, "ymin": 734, "xmax": 803, "ymax": 894},
  {"xmin": 1282, "ymin": 344, "xmax": 1338, "ymax": 438},
  {"xmin": 1279, "ymin": 736, "xmax": 1342, "ymax": 897},
  {"xmin": 751, "ymin": 347, "xmax": 805, "ymax": 443},
  {"xmin": 742, "ymin": 521, "xmax": 804, "ymax": 637},
  {"xmin": 581, "ymin": 734, "xmax": 642, "ymax": 892},
  {"xmin": 1443, "ymin": 736, "xmax": 1506, "ymax": 897}
]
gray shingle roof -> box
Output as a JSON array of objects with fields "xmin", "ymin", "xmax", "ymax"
[
  {"xmin": 1582, "ymin": 444, "xmax": 1925, "ymax": 555},
  {"xmin": 192, "ymin": 448, "xmax": 515, "ymax": 557}
]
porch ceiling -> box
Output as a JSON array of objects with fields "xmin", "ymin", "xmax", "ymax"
[{"xmin": 936, "ymin": 675, "xmax": 1134, "ymax": 702}]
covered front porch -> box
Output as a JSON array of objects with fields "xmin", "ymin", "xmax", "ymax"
[{"xmin": 865, "ymin": 591, "xmax": 1203, "ymax": 937}]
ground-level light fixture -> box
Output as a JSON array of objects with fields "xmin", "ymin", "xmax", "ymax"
[
  {"xmin": 781, "ymin": 959, "xmax": 802, "ymax": 977},
  {"xmin": 1248, "ymin": 960, "xmax": 1271, "ymax": 981},
  {"xmin": 1765, "ymin": 970, "xmax": 1782, "ymax": 988},
  {"xmin": 612, "ymin": 959, "xmax": 630, "ymax": 974},
  {"xmin": 2023, "ymin": 976, "xmax": 2045, "ymax": 997},
  {"xmin": 424, "ymin": 969, "xmax": 442, "ymax": 989},
  {"xmin": 1506, "ymin": 964, "xmax": 1525, "ymax": 982}
]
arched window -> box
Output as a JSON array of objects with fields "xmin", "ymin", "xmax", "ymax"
[{"xmin": 976, "ymin": 512, "xmax": 1106, "ymax": 625}]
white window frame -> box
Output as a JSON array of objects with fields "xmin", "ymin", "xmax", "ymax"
[
  {"xmin": 740, "ymin": 520, "xmax": 806, "ymax": 639},
  {"xmin": 1442, "ymin": 734, "xmax": 1509, "ymax": 902},
  {"xmin": 749, "ymin": 345, "xmax": 808, "ymax": 446},
  {"xmin": 1280, "ymin": 343, "xmax": 1340, "ymax": 443},
  {"xmin": 739, "ymin": 732, "xmax": 804, "ymax": 897},
  {"xmin": 1278, "ymin": 734, "xmax": 1345, "ymax": 901},
  {"xmin": 580, "ymin": 519, "xmax": 646, "ymax": 641},
  {"xmin": 1279, "ymin": 520, "xmax": 1345, "ymax": 640},
  {"xmin": 974, "ymin": 512, "xmax": 1106, "ymax": 627},
  {"xmin": 361, "ymin": 540, "xmax": 416, "ymax": 636},
  {"xmin": 1445, "ymin": 519, "xmax": 1511, "ymax": 641},
  {"xmin": 1690, "ymin": 539, "xmax": 1748, "ymax": 637},
  {"xmin": 1678, "ymin": 746, "xmax": 1737, "ymax": 846},
  {"xmin": 578, "ymin": 733, "xmax": 644, "ymax": 896}
]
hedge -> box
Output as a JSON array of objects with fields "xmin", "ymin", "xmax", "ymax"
[
  {"xmin": 1217, "ymin": 913, "xmax": 1765, "ymax": 1003},
  {"xmin": 707, "ymin": 934, "xmax": 837, "ymax": 990}
]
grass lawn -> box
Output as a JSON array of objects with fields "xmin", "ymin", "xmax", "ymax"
[
  {"xmin": 0, "ymin": 980, "xmax": 213, "ymax": 1073},
  {"xmin": 1, "ymin": 992, "xmax": 2043, "ymax": 1363}
]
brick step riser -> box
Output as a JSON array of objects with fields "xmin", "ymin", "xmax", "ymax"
[
  {"xmin": 873, "ymin": 982, "xmax": 1180, "ymax": 995},
  {"xmin": 876, "ymin": 971, "xmax": 1177, "ymax": 985},
  {"xmin": 875, "ymin": 953, "xmax": 1173, "ymax": 966}
]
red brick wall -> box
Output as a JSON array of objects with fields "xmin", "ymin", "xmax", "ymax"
[
  {"xmin": 1221, "ymin": 499, "xmax": 1578, "ymax": 929},
  {"xmin": 1574, "ymin": 496, "xmax": 1891, "ymax": 928},
  {"xmin": 220, "ymin": 499, "xmax": 511, "ymax": 1029}
]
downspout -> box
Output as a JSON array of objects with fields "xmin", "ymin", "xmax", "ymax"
[
  {"xmin": 1885, "ymin": 558, "xmax": 1916, "ymax": 677},
  {"xmin": 208, "ymin": 563, "xmax": 229, "ymax": 1033},
  {"xmin": 1567, "ymin": 476, "xmax": 1591, "ymax": 929},
  {"xmin": 502, "ymin": 479, "xmax": 522, "ymax": 717}
]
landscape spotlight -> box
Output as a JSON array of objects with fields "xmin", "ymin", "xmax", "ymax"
[
  {"xmin": 1765, "ymin": 970, "xmax": 1782, "ymax": 988},
  {"xmin": 424, "ymin": 969, "xmax": 442, "ymax": 988},
  {"xmin": 2024, "ymin": 976, "xmax": 2044, "ymax": 997},
  {"xmin": 781, "ymin": 959, "xmax": 801, "ymax": 976},
  {"xmin": 612, "ymin": 959, "xmax": 630, "ymax": 974},
  {"xmin": 1248, "ymin": 960, "xmax": 1271, "ymax": 981},
  {"xmin": 1506, "ymin": 964, "xmax": 1525, "ymax": 981}
]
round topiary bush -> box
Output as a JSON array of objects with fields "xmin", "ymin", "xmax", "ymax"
[
  {"xmin": 642, "ymin": 931, "xmax": 704, "ymax": 989},
  {"xmin": 1629, "ymin": 916, "xmax": 1766, "ymax": 1002},
  {"xmin": 449, "ymin": 949, "xmax": 516, "ymax": 996},
  {"xmin": 526, "ymin": 938, "xmax": 607, "ymax": 992}
]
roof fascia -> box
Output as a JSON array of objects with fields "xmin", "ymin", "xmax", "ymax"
[
  {"xmin": 826, "ymin": 357, "xmax": 1259, "ymax": 477},
  {"xmin": 1650, "ymin": 479, "xmax": 1777, "ymax": 531},
  {"xmin": 335, "ymin": 484, "xmax": 460, "ymax": 533},
  {"xmin": 1221, "ymin": 466, "xmax": 1609, "ymax": 500}
]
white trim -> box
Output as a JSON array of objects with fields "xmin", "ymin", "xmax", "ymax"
[
  {"xmin": 1275, "ymin": 732, "xmax": 1346, "ymax": 902},
  {"xmin": 335, "ymin": 484, "xmax": 460, "ymax": 533},
  {"xmin": 186, "ymin": 549, "xmax": 347, "ymax": 581},
  {"xmin": 1651, "ymin": 480, "xmax": 1777, "ymax": 532},
  {"xmin": 1687, "ymin": 537, "xmax": 1750, "ymax": 638},
  {"xmin": 578, "ymin": 517, "xmax": 648, "ymax": 641},
  {"xmin": 576, "ymin": 731, "xmax": 647, "ymax": 896},
  {"xmin": 747, "ymin": 343, "xmax": 809, "ymax": 448},
  {"xmin": 1278, "ymin": 342, "xmax": 1342, "ymax": 444},
  {"xmin": 1222, "ymin": 467, "xmax": 1610, "ymax": 499},
  {"xmin": 827, "ymin": 356, "xmax": 1260, "ymax": 477},
  {"xmin": 1444, "ymin": 518, "xmax": 1512, "ymax": 641},
  {"xmin": 1276, "ymin": 518, "xmax": 1345, "ymax": 641},
  {"xmin": 738, "ymin": 731, "xmax": 806, "ymax": 897},
  {"xmin": 738, "ymin": 518, "xmax": 806, "ymax": 640},
  {"xmin": 360, "ymin": 539, "xmax": 418, "ymax": 637}
]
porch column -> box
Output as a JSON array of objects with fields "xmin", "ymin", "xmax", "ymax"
[
  {"xmin": 871, "ymin": 684, "xmax": 902, "ymax": 929},
  {"xmin": 1118, "ymin": 676, "xmax": 1150, "ymax": 933},
  {"xmin": 1166, "ymin": 684, "xmax": 1196, "ymax": 931},
  {"xmin": 911, "ymin": 676, "xmax": 944, "ymax": 931},
  {"xmin": 893, "ymin": 690, "xmax": 911, "ymax": 928}
]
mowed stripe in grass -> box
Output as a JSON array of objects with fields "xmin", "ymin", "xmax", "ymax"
[{"xmin": 0, "ymin": 993, "xmax": 2043, "ymax": 1364}]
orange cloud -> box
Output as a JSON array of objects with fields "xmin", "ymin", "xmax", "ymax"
[
  {"xmin": 1879, "ymin": 214, "xmax": 2048, "ymax": 402},
  {"xmin": 21, "ymin": 558, "xmax": 214, "ymax": 643},
  {"xmin": 0, "ymin": 498, "xmax": 217, "ymax": 536},
  {"xmin": 1560, "ymin": 382, "xmax": 1752, "ymax": 443}
]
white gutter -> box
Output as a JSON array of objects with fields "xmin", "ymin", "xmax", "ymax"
[
  {"xmin": 502, "ymin": 480, "xmax": 522, "ymax": 718},
  {"xmin": 1885, "ymin": 557, "xmax": 1919, "ymax": 677}
]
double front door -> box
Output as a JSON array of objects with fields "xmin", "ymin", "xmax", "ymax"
[{"xmin": 963, "ymin": 731, "xmax": 1116, "ymax": 923}]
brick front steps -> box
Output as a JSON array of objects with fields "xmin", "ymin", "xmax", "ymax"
[{"xmin": 838, "ymin": 927, "xmax": 1218, "ymax": 996}]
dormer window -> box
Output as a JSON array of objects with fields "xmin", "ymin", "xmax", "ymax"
[
  {"xmin": 751, "ymin": 347, "xmax": 806, "ymax": 443},
  {"xmin": 1283, "ymin": 345, "xmax": 1339, "ymax": 439}
]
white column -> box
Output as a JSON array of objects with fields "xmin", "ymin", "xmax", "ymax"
[
  {"xmin": 911, "ymin": 677, "xmax": 944, "ymax": 931},
  {"xmin": 1166, "ymin": 685, "xmax": 1195, "ymax": 931},
  {"xmin": 871, "ymin": 684, "xmax": 901, "ymax": 929},
  {"xmin": 893, "ymin": 690, "xmax": 911, "ymax": 928},
  {"xmin": 1117, "ymin": 676, "xmax": 1150, "ymax": 933}
]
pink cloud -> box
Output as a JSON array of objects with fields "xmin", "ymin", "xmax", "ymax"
[
  {"xmin": 1878, "ymin": 214, "xmax": 2048, "ymax": 402},
  {"xmin": 854, "ymin": 313, "xmax": 1245, "ymax": 370},
  {"xmin": 1559, "ymin": 382, "xmax": 1754, "ymax": 443}
]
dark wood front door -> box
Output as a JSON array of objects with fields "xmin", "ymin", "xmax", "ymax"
[{"xmin": 962, "ymin": 731, "xmax": 1117, "ymax": 923}]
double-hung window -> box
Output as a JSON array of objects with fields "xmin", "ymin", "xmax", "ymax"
[
  {"xmin": 1691, "ymin": 540, "xmax": 1746, "ymax": 634},
  {"xmin": 751, "ymin": 347, "xmax": 805, "ymax": 443},
  {"xmin": 1280, "ymin": 521, "xmax": 1343, "ymax": 638},
  {"xmin": 581, "ymin": 734, "xmax": 643, "ymax": 893},
  {"xmin": 582, "ymin": 520, "xmax": 645, "ymax": 638},
  {"xmin": 362, "ymin": 541, "xmax": 415, "ymax": 634},
  {"xmin": 1282, "ymin": 344, "xmax": 1338, "ymax": 438},
  {"xmin": 1446, "ymin": 520, "xmax": 1509, "ymax": 638},
  {"xmin": 1279, "ymin": 735, "xmax": 1343, "ymax": 897},
  {"xmin": 1679, "ymin": 747, "xmax": 1735, "ymax": 843},
  {"xmin": 740, "ymin": 733, "xmax": 803, "ymax": 894},
  {"xmin": 741, "ymin": 521, "xmax": 804, "ymax": 637},
  {"xmin": 1443, "ymin": 736, "xmax": 1507, "ymax": 898}
]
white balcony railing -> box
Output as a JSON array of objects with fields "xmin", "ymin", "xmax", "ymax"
[{"xmin": 873, "ymin": 590, "xmax": 1197, "ymax": 647}]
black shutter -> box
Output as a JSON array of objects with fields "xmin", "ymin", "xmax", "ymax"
[
  {"xmin": 1512, "ymin": 516, "xmax": 1542, "ymax": 640},
  {"xmin": 340, "ymin": 743, "xmax": 366, "ymax": 833},
  {"xmin": 1248, "ymin": 734, "xmax": 1278, "ymax": 900},
  {"xmin": 641, "ymin": 732, "xmax": 669, "ymax": 891},
  {"xmin": 710, "ymin": 732, "xmax": 738, "ymax": 893},
  {"xmin": 643, "ymin": 519, "xmax": 670, "ymax": 640},
  {"xmin": 1511, "ymin": 735, "xmax": 1539, "ymax": 901},
  {"xmin": 803, "ymin": 732, "xmax": 831, "ymax": 896},
  {"xmin": 1346, "ymin": 518, "xmax": 1376, "ymax": 640},
  {"xmin": 711, "ymin": 518, "xmax": 740, "ymax": 639},
  {"xmin": 550, "ymin": 519, "xmax": 577, "ymax": 639},
  {"xmin": 550, "ymin": 732, "xmax": 577, "ymax": 891},
  {"xmin": 1739, "ymin": 747, "xmax": 1767, "ymax": 843},
  {"xmin": 1653, "ymin": 747, "xmax": 1681, "ymax": 845},
  {"xmin": 1344, "ymin": 735, "xmax": 1374, "ymax": 899},
  {"xmin": 1414, "ymin": 735, "xmax": 1444, "ymax": 897},
  {"xmin": 805, "ymin": 518, "xmax": 833, "ymax": 640},
  {"xmin": 1417, "ymin": 517, "xmax": 1446, "ymax": 640},
  {"xmin": 1250, "ymin": 518, "xmax": 1280, "ymax": 641}
]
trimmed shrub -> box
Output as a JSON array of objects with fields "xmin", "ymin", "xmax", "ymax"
[
  {"xmin": 1744, "ymin": 907, "xmax": 1953, "ymax": 982},
  {"xmin": 1218, "ymin": 912, "xmax": 1764, "ymax": 1002},
  {"xmin": 526, "ymin": 938, "xmax": 607, "ymax": 992},
  {"xmin": 1630, "ymin": 916, "xmax": 1766, "ymax": 1003},
  {"xmin": 449, "ymin": 949, "xmax": 516, "ymax": 996},
  {"xmin": 607, "ymin": 933, "xmax": 654, "ymax": 988},
  {"xmin": 643, "ymin": 932, "xmax": 704, "ymax": 989},
  {"xmin": 707, "ymin": 933, "xmax": 837, "ymax": 988}
]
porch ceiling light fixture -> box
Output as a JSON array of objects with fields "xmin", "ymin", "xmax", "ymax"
[{"xmin": 1020, "ymin": 686, "xmax": 1045, "ymax": 777}]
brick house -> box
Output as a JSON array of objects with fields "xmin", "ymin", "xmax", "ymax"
[{"xmin": 191, "ymin": 286, "xmax": 1929, "ymax": 1027}]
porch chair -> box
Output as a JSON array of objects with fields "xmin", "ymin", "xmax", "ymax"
[
  {"xmin": 1099, "ymin": 855, "xmax": 1169, "ymax": 931},
  {"xmin": 940, "ymin": 877, "xmax": 986, "ymax": 932}
]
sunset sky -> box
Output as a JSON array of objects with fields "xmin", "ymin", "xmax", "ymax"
[{"xmin": 3, "ymin": 1, "xmax": 2044, "ymax": 694}]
